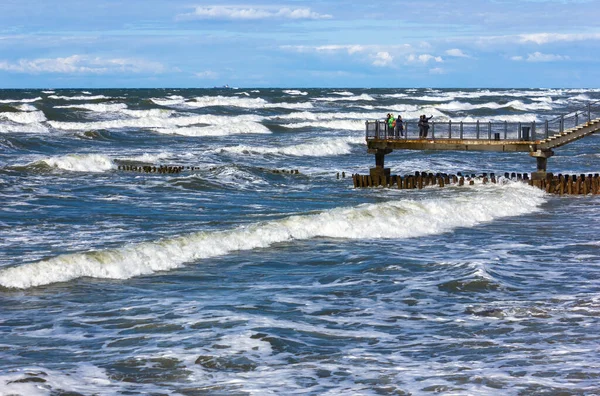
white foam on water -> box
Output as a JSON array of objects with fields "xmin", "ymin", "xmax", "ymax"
[
  {"xmin": 48, "ymin": 94, "xmax": 114, "ymax": 100},
  {"xmin": 42, "ymin": 90, "xmax": 55, "ymax": 94},
  {"xmin": 55, "ymin": 103, "xmax": 128, "ymax": 112},
  {"xmin": 314, "ymin": 93, "xmax": 375, "ymax": 102},
  {"xmin": 181, "ymin": 95, "xmax": 313, "ymax": 110},
  {"xmin": 15, "ymin": 104, "xmax": 38, "ymax": 112},
  {"xmin": 458, "ymin": 114, "xmax": 540, "ymax": 123},
  {"xmin": 435, "ymin": 100, "xmax": 553, "ymax": 112},
  {"xmin": 0, "ymin": 182, "xmax": 547, "ymax": 289},
  {"xmin": 0, "ymin": 364, "xmax": 127, "ymax": 395},
  {"xmin": 331, "ymin": 91, "xmax": 355, "ymax": 96},
  {"xmin": 120, "ymin": 152, "xmax": 173, "ymax": 163},
  {"xmin": 282, "ymin": 119, "xmax": 365, "ymax": 131},
  {"xmin": 0, "ymin": 97, "xmax": 42, "ymax": 104},
  {"xmin": 153, "ymin": 121, "xmax": 271, "ymax": 136},
  {"xmin": 0, "ymin": 123, "xmax": 49, "ymax": 134},
  {"xmin": 150, "ymin": 95, "xmax": 186, "ymax": 107},
  {"xmin": 49, "ymin": 114, "xmax": 265, "ymax": 132},
  {"xmin": 38, "ymin": 153, "xmax": 115, "ymax": 173},
  {"xmin": 216, "ymin": 136, "xmax": 364, "ymax": 157},
  {"xmin": 283, "ymin": 90, "xmax": 308, "ymax": 96},
  {"xmin": 0, "ymin": 110, "xmax": 47, "ymax": 124}
]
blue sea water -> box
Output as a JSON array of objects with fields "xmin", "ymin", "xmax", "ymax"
[{"xmin": 0, "ymin": 88, "xmax": 599, "ymax": 395}]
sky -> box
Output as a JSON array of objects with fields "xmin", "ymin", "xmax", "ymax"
[{"xmin": 0, "ymin": 0, "xmax": 599, "ymax": 88}]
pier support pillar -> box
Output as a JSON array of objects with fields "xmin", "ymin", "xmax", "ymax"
[
  {"xmin": 368, "ymin": 148, "xmax": 392, "ymax": 185},
  {"xmin": 530, "ymin": 149, "xmax": 554, "ymax": 181}
]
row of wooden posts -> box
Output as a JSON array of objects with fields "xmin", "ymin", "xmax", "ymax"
[
  {"xmin": 351, "ymin": 171, "xmax": 600, "ymax": 195},
  {"xmin": 117, "ymin": 165, "xmax": 300, "ymax": 175}
]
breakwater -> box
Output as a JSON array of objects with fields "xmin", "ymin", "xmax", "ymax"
[{"xmin": 351, "ymin": 171, "xmax": 600, "ymax": 195}]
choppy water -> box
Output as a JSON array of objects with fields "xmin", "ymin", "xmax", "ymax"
[{"xmin": 1, "ymin": 88, "xmax": 599, "ymax": 395}]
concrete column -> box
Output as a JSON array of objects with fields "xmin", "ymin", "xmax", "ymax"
[{"xmin": 530, "ymin": 149, "xmax": 554, "ymax": 181}]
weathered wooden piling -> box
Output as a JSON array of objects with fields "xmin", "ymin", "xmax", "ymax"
[{"xmin": 349, "ymin": 170, "xmax": 600, "ymax": 196}]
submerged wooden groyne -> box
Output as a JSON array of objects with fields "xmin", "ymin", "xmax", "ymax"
[{"xmin": 351, "ymin": 171, "xmax": 600, "ymax": 195}]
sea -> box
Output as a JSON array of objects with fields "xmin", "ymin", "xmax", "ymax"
[{"xmin": 0, "ymin": 88, "xmax": 599, "ymax": 395}]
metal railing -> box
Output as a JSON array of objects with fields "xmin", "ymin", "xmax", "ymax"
[
  {"xmin": 366, "ymin": 100, "xmax": 600, "ymax": 142},
  {"xmin": 366, "ymin": 120, "xmax": 537, "ymax": 141}
]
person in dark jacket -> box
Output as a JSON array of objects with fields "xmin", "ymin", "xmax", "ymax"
[
  {"xmin": 420, "ymin": 114, "xmax": 433, "ymax": 138},
  {"xmin": 394, "ymin": 115, "xmax": 404, "ymax": 137}
]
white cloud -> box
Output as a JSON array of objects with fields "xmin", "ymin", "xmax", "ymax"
[
  {"xmin": 445, "ymin": 48, "xmax": 469, "ymax": 58},
  {"xmin": 195, "ymin": 70, "xmax": 218, "ymax": 79},
  {"xmin": 179, "ymin": 6, "xmax": 332, "ymax": 20},
  {"xmin": 518, "ymin": 32, "xmax": 600, "ymax": 44},
  {"xmin": 511, "ymin": 52, "xmax": 569, "ymax": 62},
  {"xmin": 406, "ymin": 54, "xmax": 443, "ymax": 64},
  {"xmin": 429, "ymin": 67, "xmax": 445, "ymax": 75},
  {"xmin": 0, "ymin": 55, "xmax": 167, "ymax": 74},
  {"xmin": 372, "ymin": 52, "xmax": 394, "ymax": 67}
]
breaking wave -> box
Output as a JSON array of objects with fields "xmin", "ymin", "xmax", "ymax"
[{"xmin": 0, "ymin": 182, "xmax": 546, "ymax": 289}]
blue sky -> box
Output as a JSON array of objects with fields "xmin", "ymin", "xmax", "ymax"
[{"xmin": 1, "ymin": 0, "xmax": 599, "ymax": 88}]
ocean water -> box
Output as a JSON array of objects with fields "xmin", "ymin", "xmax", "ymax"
[{"xmin": 0, "ymin": 88, "xmax": 599, "ymax": 395}]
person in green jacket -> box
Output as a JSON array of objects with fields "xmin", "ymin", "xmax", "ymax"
[{"xmin": 387, "ymin": 114, "xmax": 396, "ymax": 136}]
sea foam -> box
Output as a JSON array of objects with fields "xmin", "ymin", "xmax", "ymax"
[
  {"xmin": 39, "ymin": 154, "xmax": 115, "ymax": 173},
  {"xmin": 0, "ymin": 182, "xmax": 546, "ymax": 289}
]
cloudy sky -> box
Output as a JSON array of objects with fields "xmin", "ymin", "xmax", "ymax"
[{"xmin": 1, "ymin": 0, "xmax": 599, "ymax": 88}]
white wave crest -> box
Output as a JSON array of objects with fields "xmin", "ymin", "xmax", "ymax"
[
  {"xmin": 120, "ymin": 152, "xmax": 173, "ymax": 163},
  {"xmin": 0, "ymin": 182, "xmax": 546, "ymax": 289},
  {"xmin": 15, "ymin": 104, "xmax": 38, "ymax": 112},
  {"xmin": 40, "ymin": 154, "xmax": 115, "ymax": 172},
  {"xmin": 314, "ymin": 93, "xmax": 375, "ymax": 102},
  {"xmin": 435, "ymin": 100, "xmax": 553, "ymax": 112},
  {"xmin": 49, "ymin": 114, "xmax": 265, "ymax": 132},
  {"xmin": 163, "ymin": 95, "xmax": 314, "ymax": 110},
  {"xmin": 48, "ymin": 94, "xmax": 113, "ymax": 100},
  {"xmin": 283, "ymin": 90, "xmax": 308, "ymax": 96},
  {"xmin": 0, "ymin": 97, "xmax": 42, "ymax": 104},
  {"xmin": 150, "ymin": 95, "xmax": 186, "ymax": 107},
  {"xmin": 282, "ymin": 120, "xmax": 366, "ymax": 131},
  {"xmin": 217, "ymin": 136, "xmax": 364, "ymax": 157},
  {"xmin": 55, "ymin": 103, "xmax": 128, "ymax": 112},
  {"xmin": 0, "ymin": 123, "xmax": 49, "ymax": 133},
  {"xmin": 332, "ymin": 91, "xmax": 355, "ymax": 96},
  {"xmin": 0, "ymin": 110, "xmax": 47, "ymax": 124},
  {"xmin": 153, "ymin": 121, "xmax": 271, "ymax": 136}
]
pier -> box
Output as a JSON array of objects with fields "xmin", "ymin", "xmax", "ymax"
[{"xmin": 362, "ymin": 100, "xmax": 600, "ymax": 189}]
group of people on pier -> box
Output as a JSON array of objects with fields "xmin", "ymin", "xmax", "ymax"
[{"xmin": 385, "ymin": 113, "xmax": 433, "ymax": 138}]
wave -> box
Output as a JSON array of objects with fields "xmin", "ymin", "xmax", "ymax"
[
  {"xmin": 283, "ymin": 90, "xmax": 308, "ymax": 96},
  {"xmin": 0, "ymin": 110, "xmax": 47, "ymax": 124},
  {"xmin": 36, "ymin": 154, "xmax": 115, "ymax": 173},
  {"xmin": 15, "ymin": 104, "xmax": 39, "ymax": 112},
  {"xmin": 152, "ymin": 121, "xmax": 271, "ymax": 136},
  {"xmin": 48, "ymin": 94, "xmax": 114, "ymax": 101},
  {"xmin": 0, "ymin": 123, "xmax": 49, "ymax": 133},
  {"xmin": 0, "ymin": 182, "xmax": 546, "ymax": 289},
  {"xmin": 215, "ymin": 136, "xmax": 364, "ymax": 157},
  {"xmin": 0, "ymin": 97, "xmax": 42, "ymax": 104},
  {"xmin": 282, "ymin": 120, "xmax": 366, "ymax": 131},
  {"xmin": 435, "ymin": 100, "xmax": 553, "ymax": 112},
  {"xmin": 48, "ymin": 114, "xmax": 265, "ymax": 132},
  {"xmin": 152, "ymin": 95, "xmax": 313, "ymax": 110},
  {"xmin": 331, "ymin": 91, "xmax": 355, "ymax": 96},
  {"xmin": 314, "ymin": 94, "xmax": 375, "ymax": 102},
  {"xmin": 55, "ymin": 103, "xmax": 129, "ymax": 112}
]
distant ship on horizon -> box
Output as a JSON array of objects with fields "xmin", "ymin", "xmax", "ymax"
[{"xmin": 214, "ymin": 84, "xmax": 233, "ymax": 89}]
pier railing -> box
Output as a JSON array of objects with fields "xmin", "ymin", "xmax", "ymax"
[{"xmin": 366, "ymin": 100, "xmax": 600, "ymax": 141}]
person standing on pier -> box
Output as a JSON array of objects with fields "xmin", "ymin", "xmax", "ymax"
[
  {"xmin": 420, "ymin": 115, "xmax": 433, "ymax": 138},
  {"xmin": 394, "ymin": 115, "xmax": 404, "ymax": 137},
  {"xmin": 387, "ymin": 114, "xmax": 396, "ymax": 137}
]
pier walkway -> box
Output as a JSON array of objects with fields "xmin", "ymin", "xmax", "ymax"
[{"xmin": 365, "ymin": 100, "xmax": 600, "ymax": 180}]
